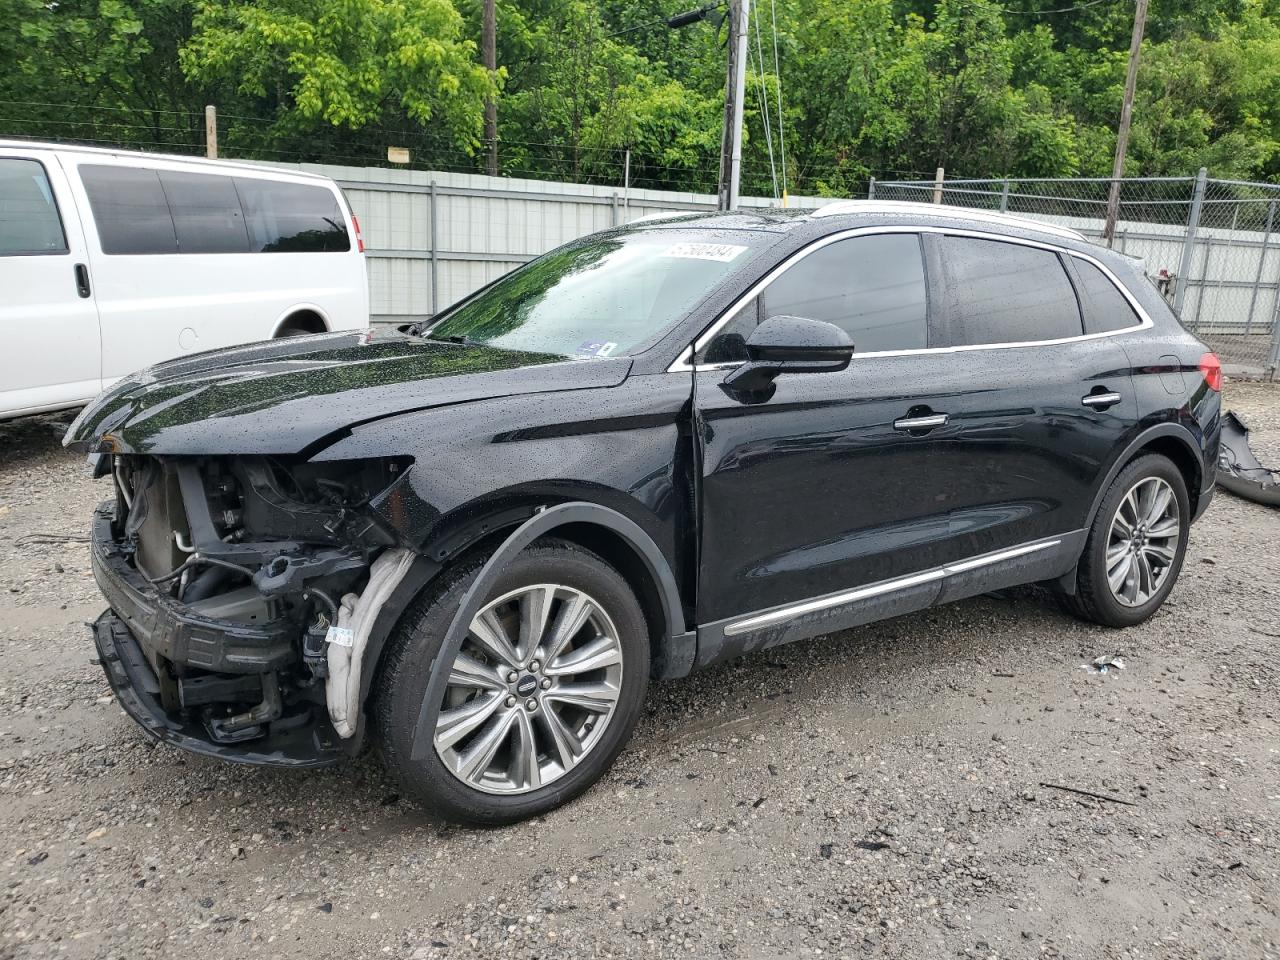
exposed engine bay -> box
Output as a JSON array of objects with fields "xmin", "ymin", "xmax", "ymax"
[{"xmin": 93, "ymin": 453, "xmax": 418, "ymax": 759}]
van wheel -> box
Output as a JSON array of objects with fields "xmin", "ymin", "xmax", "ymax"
[
  {"xmin": 274, "ymin": 311, "xmax": 325, "ymax": 337},
  {"xmin": 1060, "ymin": 454, "xmax": 1189, "ymax": 628},
  {"xmin": 373, "ymin": 539, "xmax": 649, "ymax": 825}
]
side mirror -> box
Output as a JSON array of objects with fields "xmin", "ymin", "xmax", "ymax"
[{"xmin": 723, "ymin": 315, "xmax": 854, "ymax": 392}]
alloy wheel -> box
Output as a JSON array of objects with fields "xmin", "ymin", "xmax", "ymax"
[
  {"xmin": 433, "ymin": 584, "xmax": 624, "ymax": 795},
  {"xmin": 1105, "ymin": 476, "xmax": 1181, "ymax": 607}
]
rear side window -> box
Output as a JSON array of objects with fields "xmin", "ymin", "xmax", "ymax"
[
  {"xmin": 159, "ymin": 170, "xmax": 249, "ymax": 253},
  {"xmin": 941, "ymin": 237, "xmax": 1082, "ymax": 345},
  {"xmin": 233, "ymin": 178, "xmax": 350, "ymax": 252},
  {"xmin": 1072, "ymin": 259, "xmax": 1141, "ymax": 333},
  {"xmin": 0, "ymin": 158, "xmax": 67, "ymax": 255},
  {"xmin": 80, "ymin": 164, "xmax": 347, "ymax": 255},
  {"xmin": 80, "ymin": 165, "xmax": 179, "ymax": 255}
]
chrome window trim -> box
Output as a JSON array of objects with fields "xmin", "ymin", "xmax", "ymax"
[
  {"xmin": 667, "ymin": 225, "xmax": 1153, "ymax": 374},
  {"xmin": 721, "ymin": 537, "xmax": 1062, "ymax": 637}
]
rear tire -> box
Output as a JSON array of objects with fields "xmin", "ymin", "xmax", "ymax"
[
  {"xmin": 1060, "ymin": 453, "xmax": 1189, "ymax": 627},
  {"xmin": 372, "ymin": 539, "xmax": 649, "ymax": 825}
]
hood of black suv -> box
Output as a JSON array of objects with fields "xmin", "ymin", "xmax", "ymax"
[{"xmin": 64, "ymin": 329, "xmax": 632, "ymax": 456}]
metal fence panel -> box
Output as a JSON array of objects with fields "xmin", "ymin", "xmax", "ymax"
[
  {"xmin": 259, "ymin": 160, "xmax": 1280, "ymax": 375},
  {"xmin": 254, "ymin": 160, "xmax": 826, "ymax": 326}
]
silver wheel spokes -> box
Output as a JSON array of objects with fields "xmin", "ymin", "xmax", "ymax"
[
  {"xmin": 1105, "ymin": 476, "xmax": 1180, "ymax": 607},
  {"xmin": 434, "ymin": 584, "xmax": 624, "ymax": 795}
]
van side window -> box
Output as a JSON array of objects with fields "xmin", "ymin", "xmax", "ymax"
[
  {"xmin": 233, "ymin": 178, "xmax": 350, "ymax": 253},
  {"xmin": 159, "ymin": 171, "xmax": 250, "ymax": 254},
  {"xmin": 941, "ymin": 237, "xmax": 1082, "ymax": 345},
  {"xmin": 1073, "ymin": 259, "xmax": 1141, "ymax": 333},
  {"xmin": 0, "ymin": 159, "xmax": 68, "ymax": 256},
  {"xmin": 80, "ymin": 165, "xmax": 179, "ymax": 255}
]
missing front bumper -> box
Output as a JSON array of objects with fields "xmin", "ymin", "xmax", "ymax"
[{"xmin": 90, "ymin": 609, "xmax": 346, "ymax": 768}]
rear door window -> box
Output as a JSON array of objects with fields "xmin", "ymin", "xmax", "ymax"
[
  {"xmin": 233, "ymin": 178, "xmax": 350, "ymax": 252},
  {"xmin": 159, "ymin": 170, "xmax": 249, "ymax": 253},
  {"xmin": 0, "ymin": 158, "xmax": 67, "ymax": 255},
  {"xmin": 940, "ymin": 236, "xmax": 1083, "ymax": 345},
  {"xmin": 79, "ymin": 164, "xmax": 179, "ymax": 255},
  {"xmin": 1072, "ymin": 258, "xmax": 1142, "ymax": 333}
]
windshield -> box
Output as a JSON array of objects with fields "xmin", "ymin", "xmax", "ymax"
[{"xmin": 425, "ymin": 230, "xmax": 762, "ymax": 358}]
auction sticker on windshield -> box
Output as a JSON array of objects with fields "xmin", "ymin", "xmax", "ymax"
[{"xmin": 661, "ymin": 242, "xmax": 747, "ymax": 262}]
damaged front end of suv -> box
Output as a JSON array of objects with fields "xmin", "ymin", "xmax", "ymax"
[
  {"xmin": 89, "ymin": 450, "xmax": 421, "ymax": 764},
  {"xmin": 62, "ymin": 317, "xmax": 651, "ymax": 785}
]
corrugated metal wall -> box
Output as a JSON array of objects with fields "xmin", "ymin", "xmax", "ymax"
[{"xmin": 259, "ymin": 162, "xmax": 825, "ymax": 325}]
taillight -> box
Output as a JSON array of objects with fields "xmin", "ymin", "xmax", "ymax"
[
  {"xmin": 1198, "ymin": 352, "xmax": 1222, "ymax": 392},
  {"xmin": 351, "ymin": 214, "xmax": 364, "ymax": 253}
]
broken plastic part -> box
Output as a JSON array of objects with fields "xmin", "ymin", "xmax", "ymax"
[
  {"xmin": 1082, "ymin": 654, "xmax": 1126, "ymax": 674},
  {"xmin": 1217, "ymin": 410, "xmax": 1280, "ymax": 507},
  {"xmin": 325, "ymin": 548, "xmax": 417, "ymax": 738}
]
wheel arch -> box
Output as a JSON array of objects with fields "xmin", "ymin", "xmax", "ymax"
[
  {"xmin": 1055, "ymin": 423, "xmax": 1205, "ymax": 596},
  {"xmin": 271, "ymin": 304, "xmax": 331, "ymax": 337},
  {"xmin": 403, "ymin": 502, "xmax": 693, "ymax": 761},
  {"xmin": 1087, "ymin": 424, "xmax": 1205, "ymax": 530}
]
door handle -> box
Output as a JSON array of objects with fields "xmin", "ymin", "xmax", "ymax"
[
  {"xmin": 893, "ymin": 413, "xmax": 949, "ymax": 432},
  {"xmin": 74, "ymin": 263, "xmax": 91, "ymax": 299},
  {"xmin": 1081, "ymin": 391, "xmax": 1122, "ymax": 409}
]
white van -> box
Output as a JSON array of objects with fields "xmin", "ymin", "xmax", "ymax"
[{"xmin": 0, "ymin": 140, "xmax": 369, "ymax": 419}]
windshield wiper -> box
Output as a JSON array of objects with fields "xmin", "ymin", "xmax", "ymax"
[{"xmin": 419, "ymin": 331, "xmax": 485, "ymax": 347}]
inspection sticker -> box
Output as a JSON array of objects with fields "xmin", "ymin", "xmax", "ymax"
[
  {"xmin": 325, "ymin": 625, "xmax": 355, "ymax": 648},
  {"xmin": 662, "ymin": 242, "xmax": 747, "ymax": 262},
  {"xmin": 574, "ymin": 340, "xmax": 618, "ymax": 358}
]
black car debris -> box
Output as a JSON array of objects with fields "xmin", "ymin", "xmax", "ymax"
[{"xmin": 66, "ymin": 202, "xmax": 1222, "ymax": 824}]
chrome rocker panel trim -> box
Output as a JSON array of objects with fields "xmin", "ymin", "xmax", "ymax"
[{"xmin": 694, "ymin": 532, "xmax": 1086, "ymax": 668}]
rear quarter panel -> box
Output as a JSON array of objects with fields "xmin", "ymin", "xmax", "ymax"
[{"xmin": 1107, "ymin": 259, "xmax": 1221, "ymax": 502}]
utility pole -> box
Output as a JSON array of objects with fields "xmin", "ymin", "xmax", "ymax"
[
  {"xmin": 1102, "ymin": 0, "xmax": 1148, "ymax": 245},
  {"xmin": 482, "ymin": 0, "xmax": 498, "ymax": 177},
  {"xmin": 717, "ymin": 0, "xmax": 749, "ymax": 211},
  {"xmin": 204, "ymin": 105, "xmax": 217, "ymax": 159}
]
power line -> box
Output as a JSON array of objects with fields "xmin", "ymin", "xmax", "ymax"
[
  {"xmin": 749, "ymin": 1, "xmax": 778, "ymax": 199},
  {"xmin": 999, "ymin": 0, "xmax": 1115, "ymax": 15},
  {"xmin": 769, "ymin": 0, "xmax": 787, "ymax": 201}
]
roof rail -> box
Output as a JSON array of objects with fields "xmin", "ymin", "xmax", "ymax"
[
  {"xmin": 810, "ymin": 199, "xmax": 1087, "ymax": 242},
  {"xmin": 0, "ymin": 137, "xmax": 334, "ymax": 182}
]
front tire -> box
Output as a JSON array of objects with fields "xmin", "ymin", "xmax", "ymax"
[
  {"xmin": 373, "ymin": 539, "xmax": 650, "ymax": 825},
  {"xmin": 1060, "ymin": 453, "xmax": 1189, "ymax": 627}
]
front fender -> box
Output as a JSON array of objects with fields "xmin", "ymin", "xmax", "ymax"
[{"xmin": 408, "ymin": 502, "xmax": 695, "ymax": 760}]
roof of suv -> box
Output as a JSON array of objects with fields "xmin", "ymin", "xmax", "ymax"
[
  {"xmin": 0, "ymin": 138, "xmax": 334, "ymax": 183},
  {"xmin": 632, "ymin": 200, "xmax": 1090, "ymax": 246}
]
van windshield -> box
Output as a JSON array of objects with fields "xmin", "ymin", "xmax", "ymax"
[{"xmin": 424, "ymin": 230, "xmax": 762, "ymax": 359}]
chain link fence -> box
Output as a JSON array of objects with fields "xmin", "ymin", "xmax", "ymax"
[{"xmin": 871, "ymin": 173, "xmax": 1280, "ymax": 376}]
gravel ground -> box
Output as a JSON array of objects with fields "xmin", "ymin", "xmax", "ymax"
[{"xmin": 2, "ymin": 383, "xmax": 1278, "ymax": 960}]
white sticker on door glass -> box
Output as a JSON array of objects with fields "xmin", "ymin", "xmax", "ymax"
[{"xmin": 661, "ymin": 242, "xmax": 747, "ymax": 262}]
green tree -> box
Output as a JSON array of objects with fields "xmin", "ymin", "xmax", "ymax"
[
  {"xmin": 180, "ymin": 0, "xmax": 495, "ymax": 149},
  {"xmin": 1, "ymin": 0, "xmax": 202, "ymax": 149}
]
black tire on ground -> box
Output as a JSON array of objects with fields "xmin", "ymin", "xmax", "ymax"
[
  {"xmin": 372, "ymin": 538, "xmax": 650, "ymax": 825},
  {"xmin": 1059, "ymin": 453, "xmax": 1190, "ymax": 628}
]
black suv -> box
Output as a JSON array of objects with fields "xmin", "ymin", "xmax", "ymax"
[{"xmin": 67, "ymin": 202, "xmax": 1221, "ymax": 824}]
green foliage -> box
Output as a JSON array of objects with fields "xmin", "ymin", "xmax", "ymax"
[
  {"xmin": 5, "ymin": 0, "xmax": 1280, "ymax": 187},
  {"xmin": 180, "ymin": 0, "xmax": 495, "ymax": 148}
]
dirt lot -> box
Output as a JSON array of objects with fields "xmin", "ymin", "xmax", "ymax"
[{"xmin": 1, "ymin": 384, "xmax": 1278, "ymax": 960}]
